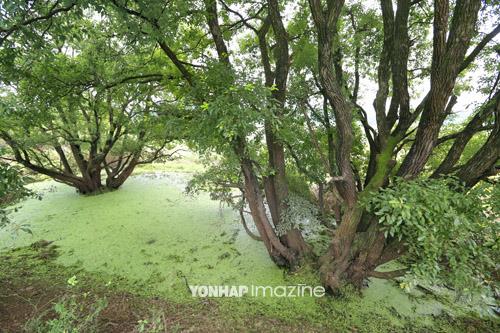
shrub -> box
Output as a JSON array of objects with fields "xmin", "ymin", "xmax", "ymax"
[{"xmin": 362, "ymin": 177, "xmax": 499, "ymax": 292}]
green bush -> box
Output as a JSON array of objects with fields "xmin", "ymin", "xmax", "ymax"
[
  {"xmin": 0, "ymin": 161, "xmax": 37, "ymax": 232},
  {"xmin": 362, "ymin": 177, "xmax": 499, "ymax": 292}
]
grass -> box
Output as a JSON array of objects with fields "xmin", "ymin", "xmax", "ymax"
[{"xmin": 1, "ymin": 171, "xmax": 498, "ymax": 332}]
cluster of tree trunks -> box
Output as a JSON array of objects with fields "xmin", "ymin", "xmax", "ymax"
[
  {"xmin": 307, "ymin": 0, "xmax": 498, "ymax": 291},
  {"xmin": 1, "ymin": 132, "xmax": 144, "ymax": 194},
  {"xmin": 206, "ymin": 0, "xmax": 310, "ymax": 267}
]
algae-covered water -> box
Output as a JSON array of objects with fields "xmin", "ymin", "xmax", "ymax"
[
  {"xmin": 1, "ymin": 174, "xmax": 282, "ymax": 291},
  {"xmin": 0, "ymin": 173, "xmax": 494, "ymax": 328}
]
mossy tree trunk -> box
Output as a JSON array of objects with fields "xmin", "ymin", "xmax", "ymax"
[{"xmin": 307, "ymin": 0, "xmax": 488, "ymax": 291}]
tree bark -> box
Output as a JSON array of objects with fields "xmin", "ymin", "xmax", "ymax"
[
  {"xmin": 105, "ymin": 158, "xmax": 139, "ymax": 190},
  {"xmin": 398, "ymin": 0, "xmax": 481, "ymax": 178},
  {"xmin": 433, "ymin": 91, "xmax": 499, "ymax": 177},
  {"xmin": 235, "ymin": 138, "xmax": 296, "ymax": 267},
  {"xmin": 261, "ymin": 0, "xmax": 310, "ymax": 258}
]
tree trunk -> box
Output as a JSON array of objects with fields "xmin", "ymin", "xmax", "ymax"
[
  {"xmin": 318, "ymin": 136, "xmax": 402, "ymax": 291},
  {"xmin": 317, "ymin": 209, "xmax": 404, "ymax": 291},
  {"xmin": 233, "ymin": 137, "xmax": 296, "ymax": 267},
  {"xmin": 105, "ymin": 158, "xmax": 139, "ymax": 190},
  {"xmin": 241, "ymin": 158, "xmax": 295, "ymax": 267},
  {"xmin": 72, "ymin": 166, "xmax": 103, "ymax": 194},
  {"xmin": 74, "ymin": 179, "xmax": 103, "ymax": 194},
  {"xmin": 319, "ymin": 206, "xmax": 364, "ymax": 290},
  {"xmin": 264, "ymin": 128, "xmax": 311, "ymax": 258},
  {"xmin": 318, "ymin": 182, "xmax": 325, "ymax": 218},
  {"xmin": 260, "ymin": 0, "xmax": 311, "ymax": 259},
  {"xmin": 1, "ymin": 135, "xmax": 105, "ymax": 195}
]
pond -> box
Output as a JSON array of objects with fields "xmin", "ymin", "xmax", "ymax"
[{"xmin": 1, "ymin": 172, "xmax": 494, "ymax": 328}]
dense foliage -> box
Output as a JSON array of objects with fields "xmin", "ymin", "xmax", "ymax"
[
  {"xmin": 1, "ymin": 13, "xmax": 175, "ymax": 194},
  {"xmin": 0, "ymin": 159, "xmax": 35, "ymax": 232},
  {"xmin": 363, "ymin": 178, "xmax": 499, "ymax": 290}
]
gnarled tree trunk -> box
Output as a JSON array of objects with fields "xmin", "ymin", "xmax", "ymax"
[{"xmin": 236, "ymin": 138, "xmax": 296, "ymax": 267}]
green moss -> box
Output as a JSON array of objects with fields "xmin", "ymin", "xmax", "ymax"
[
  {"xmin": 1, "ymin": 174, "xmax": 284, "ymax": 300},
  {"xmin": 364, "ymin": 135, "xmax": 401, "ymax": 194}
]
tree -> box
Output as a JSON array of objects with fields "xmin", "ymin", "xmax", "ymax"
[
  {"xmin": 108, "ymin": 0, "xmax": 311, "ymax": 266},
  {"xmin": 306, "ymin": 0, "xmax": 499, "ymax": 290},
  {"xmin": 0, "ymin": 21, "xmax": 175, "ymax": 194}
]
